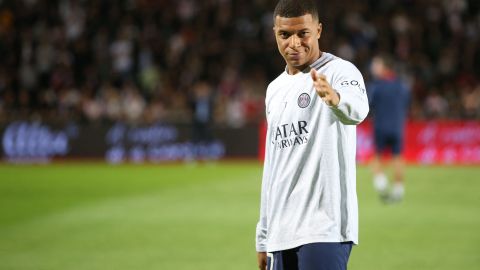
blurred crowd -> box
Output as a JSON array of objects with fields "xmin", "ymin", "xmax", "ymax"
[{"xmin": 0, "ymin": 0, "xmax": 479, "ymax": 126}]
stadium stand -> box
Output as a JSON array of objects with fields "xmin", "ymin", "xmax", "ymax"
[{"xmin": 0, "ymin": 0, "xmax": 479, "ymax": 125}]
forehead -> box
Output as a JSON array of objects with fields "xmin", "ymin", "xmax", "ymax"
[{"xmin": 274, "ymin": 14, "xmax": 318, "ymax": 30}]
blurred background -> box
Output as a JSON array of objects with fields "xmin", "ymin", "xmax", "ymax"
[
  {"xmin": 0, "ymin": 0, "xmax": 479, "ymax": 163},
  {"xmin": 0, "ymin": 1, "xmax": 479, "ymax": 270}
]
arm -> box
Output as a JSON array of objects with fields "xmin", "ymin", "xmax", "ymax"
[
  {"xmin": 256, "ymin": 125, "xmax": 270, "ymax": 268},
  {"xmin": 255, "ymin": 170, "xmax": 268, "ymax": 270},
  {"xmin": 367, "ymin": 83, "xmax": 376, "ymax": 109},
  {"xmin": 310, "ymin": 63, "xmax": 369, "ymax": 125},
  {"xmin": 257, "ymin": 252, "xmax": 267, "ymax": 270},
  {"xmin": 403, "ymin": 82, "xmax": 411, "ymax": 112},
  {"xmin": 256, "ymin": 168, "xmax": 268, "ymax": 252}
]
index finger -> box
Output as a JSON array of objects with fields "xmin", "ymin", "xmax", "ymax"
[{"xmin": 310, "ymin": 69, "xmax": 318, "ymax": 81}]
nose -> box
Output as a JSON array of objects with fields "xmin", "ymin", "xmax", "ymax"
[{"xmin": 289, "ymin": 35, "xmax": 301, "ymax": 48}]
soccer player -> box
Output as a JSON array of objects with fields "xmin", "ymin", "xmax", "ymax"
[
  {"xmin": 255, "ymin": 1, "xmax": 369, "ymax": 269},
  {"xmin": 368, "ymin": 54, "xmax": 410, "ymax": 203}
]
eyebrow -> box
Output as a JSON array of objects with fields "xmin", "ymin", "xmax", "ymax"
[{"xmin": 277, "ymin": 28, "xmax": 310, "ymax": 33}]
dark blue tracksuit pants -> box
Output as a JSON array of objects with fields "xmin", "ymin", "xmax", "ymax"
[{"xmin": 267, "ymin": 242, "xmax": 353, "ymax": 270}]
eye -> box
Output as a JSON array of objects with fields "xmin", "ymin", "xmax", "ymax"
[
  {"xmin": 279, "ymin": 32, "xmax": 290, "ymax": 39},
  {"xmin": 299, "ymin": 31, "xmax": 310, "ymax": 38}
]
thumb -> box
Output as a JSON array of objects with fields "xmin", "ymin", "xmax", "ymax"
[{"xmin": 310, "ymin": 68, "xmax": 318, "ymax": 81}]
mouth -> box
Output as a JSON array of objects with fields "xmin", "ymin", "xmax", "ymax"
[{"xmin": 288, "ymin": 52, "xmax": 301, "ymax": 61}]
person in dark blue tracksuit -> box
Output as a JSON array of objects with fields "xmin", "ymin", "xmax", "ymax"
[{"xmin": 368, "ymin": 54, "xmax": 410, "ymax": 202}]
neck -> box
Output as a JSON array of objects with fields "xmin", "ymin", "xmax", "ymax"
[{"xmin": 381, "ymin": 69, "xmax": 396, "ymax": 80}]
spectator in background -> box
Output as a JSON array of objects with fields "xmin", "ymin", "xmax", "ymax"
[
  {"xmin": 424, "ymin": 88, "xmax": 449, "ymax": 119},
  {"xmin": 460, "ymin": 84, "xmax": 480, "ymax": 119},
  {"xmin": 0, "ymin": 0, "xmax": 478, "ymax": 126},
  {"xmin": 368, "ymin": 54, "xmax": 410, "ymax": 203},
  {"xmin": 122, "ymin": 81, "xmax": 146, "ymax": 123},
  {"xmin": 189, "ymin": 81, "xmax": 215, "ymax": 159},
  {"xmin": 110, "ymin": 26, "xmax": 135, "ymax": 82}
]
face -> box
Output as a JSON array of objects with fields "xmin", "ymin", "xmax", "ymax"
[
  {"xmin": 371, "ymin": 57, "xmax": 385, "ymax": 78},
  {"xmin": 274, "ymin": 14, "xmax": 322, "ymax": 73}
]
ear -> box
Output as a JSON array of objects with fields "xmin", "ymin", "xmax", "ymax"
[{"xmin": 317, "ymin": 23, "xmax": 322, "ymax": 39}]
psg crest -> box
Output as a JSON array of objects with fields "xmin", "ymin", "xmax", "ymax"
[{"xmin": 298, "ymin": 93, "xmax": 311, "ymax": 108}]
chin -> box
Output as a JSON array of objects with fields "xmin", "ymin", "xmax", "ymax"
[{"xmin": 290, "ymin": 61, "xmax": 307, "ymax": 68}]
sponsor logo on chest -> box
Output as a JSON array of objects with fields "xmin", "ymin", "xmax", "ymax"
[{"xmin": 271, "ymin": 121, "xmax": 309, "ymax": 149}]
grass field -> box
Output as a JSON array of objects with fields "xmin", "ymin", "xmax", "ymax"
[{"xmin": 0, "ymin": 161, "xmax": 479, "ymax": 270}]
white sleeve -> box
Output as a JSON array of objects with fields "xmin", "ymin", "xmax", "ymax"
[
  {"xmin": 255, "ymin": 177, "xmax": 268, "ymax": 252},
  {"xmin": 329, "ymin": 61, "xmax": 369, "ymax": 125},
  {"xmin": 256, "ymin": 122, "xmax": 270, "ymax": 252}
]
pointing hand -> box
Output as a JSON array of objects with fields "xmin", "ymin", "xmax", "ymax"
[{"xmin": 310, "ymin": 69, "xmax": 340, "ymax": 107}]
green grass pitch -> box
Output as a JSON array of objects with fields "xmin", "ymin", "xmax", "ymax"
[{"xmin": 0, "ymin": 161, "xmax": 479, "ymax": 270}]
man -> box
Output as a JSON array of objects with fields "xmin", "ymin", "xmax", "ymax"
[
  {"xmin": 368, "ymin": 54, "xmax": 410, "ymax": 203},
  {"xmin": 256, "ymin": 1, "xmax": 369, "ymax": 270},
  {"xmin": 190, "ymin": 80, "xmax": 215, "ymax": 145}
]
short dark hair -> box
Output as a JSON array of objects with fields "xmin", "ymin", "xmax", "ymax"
[{"xmin": 273, "ymin": 0, "xmax": 319, "ymax": 22}]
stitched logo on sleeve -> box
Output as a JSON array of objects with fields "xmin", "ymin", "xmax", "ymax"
[
  {"xmin": 297, "ymin": 93, "xmax": 310, "ymax": 108},
  {"xmin": 340, "ymin": 80, "xmax": 366, "ymax": 94}
]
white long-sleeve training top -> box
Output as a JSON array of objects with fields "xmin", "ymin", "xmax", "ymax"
[{"xmin": 256, "ymin": 52, "xmax": 369, "ymax": 252}]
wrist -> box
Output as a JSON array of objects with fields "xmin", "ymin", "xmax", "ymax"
[{"xmin": 331, "ymin": 90, "xmax": 340, "ymax": 107}]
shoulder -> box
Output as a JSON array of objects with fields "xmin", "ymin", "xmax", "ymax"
[
  {"xmin": 399, "ymin": 79, "xmax": 410, "ymax": 91},
  {"xmin": 368, "ymin": 80, "xmax": 379, "ymax": 90},
  {"xmin": 319, "ymin": 54, "xmax": 363, "ymax": 83},
  {"xmin": 269, "ymin": 71, "xmax": 287, "ymax": 87},
  {"xmin": 323, "ymin": 55, "xmax": 364, "ymax": 87},
  {"xmin": 266, "ymin": 72, "xmax": 287, "ymax": 94},
  {"xmin": 329, "ymin": 57, "xmax": 362, "ymax": 75}
]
